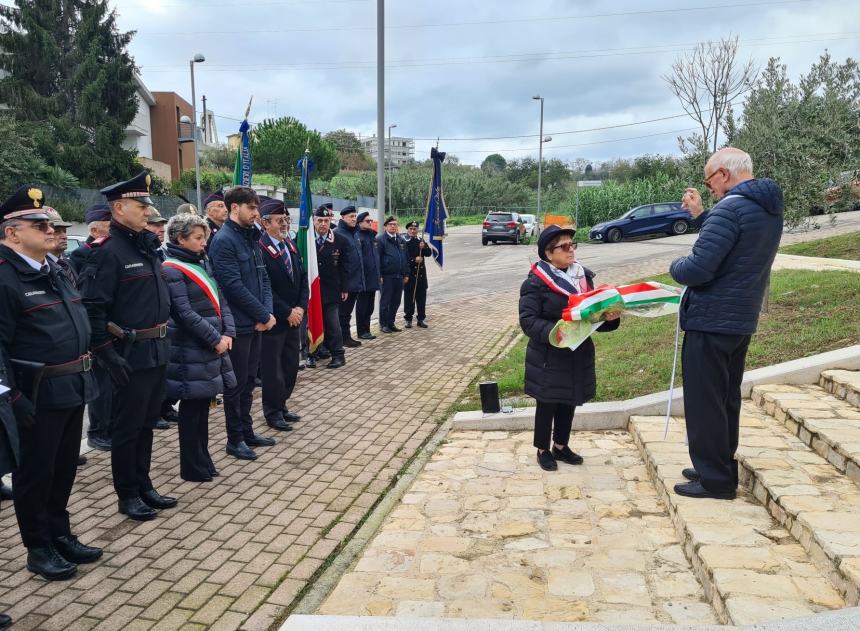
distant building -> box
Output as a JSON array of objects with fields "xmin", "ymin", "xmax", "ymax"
[
  {"xmin": 123, "ymin": 75, "xmax": 156, "ymax": 161},
  {"xmin": 361, "ymin": 135, "xmax": 415, "ymax": 168}
]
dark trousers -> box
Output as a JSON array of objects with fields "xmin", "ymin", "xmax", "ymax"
[
  {"xmin": 112, "ymin": 366, "xmax": 165, "ymax": 500},
  {"xmin": 682, "ymin": 330, "xmax": 751, "ymax": 493},
  {"xmin": 261, "ymin": 324, "xmax": 301, "ymax": 421},
  {"xmin": 317, "ymin": 301, "xmax": 344, "ymax": 359},
  {"xmin": 224, "ymin": 332, "xmax": 262, "ymax": 445},
  {"xmin": 355, "ymin": 290, "xmax": 376, "ymax": 335},
  {"xmin": 13, "ymin": 404, "xmax": 84, "ymax": 548},
  {"xmin": 178, "ymin": 398, "xmax": 213, "ymax": 481},
  {"xmin": 380, "ymin": 275, "xmax": 403, "ymax": 328},
  {"xmin": 87, "ymin": 362, "xmax": 115, "ymax": 440},
  {"xmin": 533, "ymin": 401, "xmax": 575, "ymax": 450},
  {"xmin": 403, "ymin": 276, "xmax": 427, "ymax": 323},
  {"xmin": 338, "ymin": 291, "xmax": 359, "ymax": 340}
]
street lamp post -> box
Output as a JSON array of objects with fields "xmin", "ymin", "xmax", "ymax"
[
  {"xmin": 375, "ymin": 0, "xmax": 385, "ymax": 228},
  {"xmin": 532, "ymin": 95, "xmax": 545, "ymax": 218},
  {"xmin": 190, "ymin": 53, "xmax": 205, "ymax": 213},
  {"xmin": 388, "ymin": 123, "xmax": 397, "ymax": 215}
]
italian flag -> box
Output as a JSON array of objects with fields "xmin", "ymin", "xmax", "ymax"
[
  {"xmin": 562, "ymin": 285, "xmax": 623, "ymax": 323},
  {"xmin": 296, "ymin": 151, "xmax": 324, "ymax": 353}
]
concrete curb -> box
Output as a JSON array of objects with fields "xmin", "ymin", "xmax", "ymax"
[
  {"xmin": 451, "ymin": 345, "xmax": 860, "ymax": 432},
  {"xmin": 773, "ymin": 253, "xmax": 860, "ymax": 272},
  {"xmin": 280, "ymin": 607, "xmax": 860, "ymax": 630}
]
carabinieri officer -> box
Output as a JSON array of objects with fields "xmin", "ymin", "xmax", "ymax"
[
  {"xmin": 0, "ymin": 185, "xmax": 101, "ymax": 581},
  {"xmin": 79, "ymin": 171, "xmax": 176, "ymax": 522}
]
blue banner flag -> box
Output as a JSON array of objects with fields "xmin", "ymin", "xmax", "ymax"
[
  {"xmin": 423, "ymin": 147, "xmax": 448, "ymax": 268},
  {"xmin": 232, "ymin": 119, "xmax": 252, "ymax": 186}
]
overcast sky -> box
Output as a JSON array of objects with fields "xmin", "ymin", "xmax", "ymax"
[{"xmin": 114, "ymin": 0, "xmax": 859, "ymax": 166}]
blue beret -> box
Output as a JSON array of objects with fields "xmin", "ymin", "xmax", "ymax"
[{"xmin": 84, "ymin": 203, "xmax": 112, "ymax": 223}]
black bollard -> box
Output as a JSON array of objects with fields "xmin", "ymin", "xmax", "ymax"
[{"xmin": 479, "ymin": 381, "xmax": 501, "ymax": 414}]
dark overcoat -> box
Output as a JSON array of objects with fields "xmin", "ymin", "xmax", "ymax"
[{"xmin": 519, "ymin": 267, "xmax": 619, "ymax": 406}]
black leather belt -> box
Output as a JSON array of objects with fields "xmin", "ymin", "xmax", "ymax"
[
  {"xmin": 135, "ymin": 323, "xmax": 168, "ymax": 340},
  {"xmin": 43, "ymin": 353, "xmax": 93, "ymax": 377}
]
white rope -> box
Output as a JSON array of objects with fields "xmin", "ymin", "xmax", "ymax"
[{"xmin": 664, "ymin": 286, "xmax": 687, "ymax": 439}]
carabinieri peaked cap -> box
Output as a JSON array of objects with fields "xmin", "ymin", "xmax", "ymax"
[
  {"xmin": 100, "ymin": 170, "xmax": 154, "ymax": 206},
  {"xmin": 0, "ymin": 184, "xmax": 51, "ymax": 221}
]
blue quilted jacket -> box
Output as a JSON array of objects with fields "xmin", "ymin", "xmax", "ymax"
[{"xmin": 670, "ymin": 178, "xmax": 784, "ymax": 335}]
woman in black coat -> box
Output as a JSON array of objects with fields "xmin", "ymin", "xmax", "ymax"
[
  {"xmin": 519, "ymin": 225, "xmax": 620, "ymax": 471},
  {"xmin": 163, "ymin": 214, "xmax": 237, "ymax": 482}
]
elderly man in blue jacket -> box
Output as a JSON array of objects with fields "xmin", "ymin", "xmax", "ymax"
[
  {"xmin": 670, "ymin": 147, "xmax": 783, "ymax": 500},
  {"xmin": 208, "ymin": 186, "xmax": 276, "ymax": 461}
]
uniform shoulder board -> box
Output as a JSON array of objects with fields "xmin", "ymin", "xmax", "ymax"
[{"xmin": 90, "ymin": 236, "xmax": 111, "ymax": 248}]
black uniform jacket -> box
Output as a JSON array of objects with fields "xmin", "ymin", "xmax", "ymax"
[
  {"xmin": 79, "ymin": 222, "xmax": 171, "ymax": 370},
  {"xmin": 68, "ymin": 235, "xmax": 95, "ymax": 276},
  {"xmin": 258, "ymin": 235, "xmax": 309, "ymax": 324},
  {"xmin": 315, "ymin": 231, "xmax": 350, "ymax": 306},
  {"xmin": 0, "ymin": 244, "xmax": 96, "ymax": 409},
  {"xmin": 404, "ymin": 236, "xmax": 430, "ymax": 285}
]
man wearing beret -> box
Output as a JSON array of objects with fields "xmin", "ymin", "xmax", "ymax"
[
  {"xmin": 0, "ymin": 185, "xmax": 101, "ymax": 580},
  {"xmin": 402, "ymin": 221, "xmax": 430, "ymax": 329},
  {"xmin": 68, "ymin": 203, "xmax": 111, "ymax": 275},
  {"xmin": 333, "ymin": 205, "xmax": 365, "ymax": 347},
  {"xmin": 311, "ymin": 205, "xmax": 350, "ymax": 368},
  {"xmin": 377, "ymin": 217, "xmax": 409, "ymax": 333},
  {"xmin": 203, "ymin": 189, "xmax": 227, "ymax": 245},
  {"xmin": 259, "ymin": 200, "xmax": 308, "ymax": 429},
  {"xmin": 79, "ymin": 170, "xmax": 177, "ymax": 521},
  {"xmin": 355, "ymin": 212, "xmax": 381, "ymax": 340}
]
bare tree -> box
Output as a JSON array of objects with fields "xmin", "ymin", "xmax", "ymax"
[{"xmin": 663, "ymin": 35, "xmax": 758, "ymax": 153}]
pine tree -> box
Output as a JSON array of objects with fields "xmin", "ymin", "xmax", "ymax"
[{"xmin": 0, "ymin": 0, "xmax": 139, "ymax": 187}]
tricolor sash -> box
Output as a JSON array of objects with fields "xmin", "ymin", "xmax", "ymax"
[
  {"xmin": 163, "ymin": 258, "xmax": 221, "ymax": 317},
  {"xmin": 531, "ymin": 260, "xmax": 583, "ymax": 296}
]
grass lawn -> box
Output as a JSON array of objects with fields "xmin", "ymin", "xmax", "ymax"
[
  {"xmin": 455, "ymin": 269, "xmax": 860, "ymax": 409},
  {"xmin": 779, "ymin": 231, "xmax": 860, "ymax": 260}
]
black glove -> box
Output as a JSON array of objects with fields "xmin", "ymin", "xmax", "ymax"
[
  {"xmin": 12, "ymin": 393, "xmax": 36, "ymax": 427},
  {"xmin": 95, "ymin": 348, "xmax": 132, "ymax": 387}
]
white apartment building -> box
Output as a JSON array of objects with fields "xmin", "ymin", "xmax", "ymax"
[{"xmin": 361, "ymin": 134, "xmax": 415, "ymax": 167}]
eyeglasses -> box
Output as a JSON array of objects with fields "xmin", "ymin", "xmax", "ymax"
[
  {"xmin": 703, "ymin": 168, "xmax": 724, "ymax": 187},
  {"xmin": 551, "ymin": 242, "xmax": 577, "ymax": 252},
  {"xmin": 21, "ymin": 221, "xmax": 53, "ymax": 233}
]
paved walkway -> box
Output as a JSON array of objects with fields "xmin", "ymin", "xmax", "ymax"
[{"xmin": 0, "ymin": 292, "xmax": 517, "ymax": 631}]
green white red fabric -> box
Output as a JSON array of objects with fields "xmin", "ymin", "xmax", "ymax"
[{"xmin": 163, "ymin": 258, "xmax": 221, "ymax": 317}]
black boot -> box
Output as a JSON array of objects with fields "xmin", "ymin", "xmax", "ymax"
[
  {"xmin": 118, "ymin": 497, "xmax": 158, "ymax": 521},
  {"xmin": 26, "ymin": 545, "xmax": 77, "ymax": 581},
  {"xmin": 343, "ymin": 338, "xmax": 362, "ymax": 348},
  {"xmin": 141, "ymin": 489, "xmax": 178, "ymax": 510},
  {"xmin": 326, "ymin": 356, "xmax": 346, "ymax": 369},
  {"xmin": 54, "ymin": 535, "xmax": 103, "ymax": 564}
]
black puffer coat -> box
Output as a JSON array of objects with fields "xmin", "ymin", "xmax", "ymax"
[
  {"xmin": 519, "ymin": 267, "xmax": 619, "ymax": 406},
  {"xmin": 163, "ymin": 243, "xmax": 237, "ymax": 401}
]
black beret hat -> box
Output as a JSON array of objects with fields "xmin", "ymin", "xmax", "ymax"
[
  {"xmin": 0, "ymin": 184, "xmax": 50, "ymax": 221},
  {"xmin": 100, "ymin": 170, "xmax": 153, "ymax": 205},
  {"xmin": 84, "ymin": 203, "xmax": 112, "ymax": 223},
  {"xmin": 356, "ymin": 211, "xmax": 370, "ymax": 223},
  {"xmin": 405, "ymin": 221, "xmax": 419, "ymax": 229},
  {"xmin": 340, "ymin": 205, "xmax": 357, "ymax": 216},
  {"xmin": 202, "ymin": 190, "xmax": 224, "ymax": 208},
  {"xmin": 313, "ymin": 206, "xmax": 333, "ymax": 218},
  {"xmin": 383, "ymin": 216, "xmax": 398, "ymax": 225},
  {"xmin": 260, "ymin": 198, "xmax": 286, "ymax": 216},
  {"xmin": 537, "ymin": 224, "xmax": 576, "ymax": 261}
]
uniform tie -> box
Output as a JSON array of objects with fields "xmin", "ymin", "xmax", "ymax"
[{"xmin": 279, "ymin": 240, "xmax": 293, "ymax": 277}]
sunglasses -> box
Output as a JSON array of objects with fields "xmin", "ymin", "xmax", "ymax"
[
  {"xmin": 21, "ymin": 221, "xmax": 53, "ymax": 233},
  {"xmin": 551, "ymin": 241, "xmax": 577, "ymax": 252}
]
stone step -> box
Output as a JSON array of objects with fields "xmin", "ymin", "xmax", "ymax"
[
  {"xmin": 750, "ymin": 382, "xmax": 860, "ymax": 487},
  {"xmin": 629, "ymin": 415, "xmax": 847, "ymax": 625},
  {"xmin": 733, "ymin": 402, "xmax": 860, "ymax": 607},
  {"xmin": 821, "ymin": 369, "xmax": 860, "ymax": 407}
]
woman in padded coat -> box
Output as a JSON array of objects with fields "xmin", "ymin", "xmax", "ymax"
[
  {"xmin": 162, "ymin": 214, "xmax": 237, "ymax": 482},
  {"xmin": 519, "ymin": 225, "xmax": 620, "ymax": 472}
]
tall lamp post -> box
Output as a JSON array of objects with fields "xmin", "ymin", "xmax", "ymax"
[
  {"xmin": 532, "ymin": 95, "xmax": 544, "ymax": 218},
  {"xmin": 375, "ymin": 0, "xmax": 385, "ymax": 228},
  {"xmin": 189, "ymin": 53, "xmax": 205, "ymax": 212},
  {"xmin": 388, "ymin": 123, "xmax": 397, "ymax": 215}
]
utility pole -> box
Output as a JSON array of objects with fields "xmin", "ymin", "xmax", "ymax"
[
  {"xmin": 201, "ymin": 95, "xmax": 207, "ymax": 145},
  {"xmin": 375, "ymin": 0, "xmax": 385, "ymax": 226},
  {"xmin": 533, "ymin": 95, "xmax": 544, "ymax": 218}
]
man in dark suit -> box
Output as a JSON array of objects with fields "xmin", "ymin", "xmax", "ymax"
[
  {"xmin": 259, "ymin": 200, "xmax": 308, "ymax": 430},
  {"xmin": 312, "ymin": 206, "xmax": 350, "ymax": 368},
  {"xmin": 377, "ymin": 217, "xmax": 409, "ymax": 334}
]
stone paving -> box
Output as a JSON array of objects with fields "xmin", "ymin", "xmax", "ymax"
[
  {"xmin": 319, "ymin": 429, "xmax": 718, "ymax": 626},
  {"xmin": 0, "ymin": 292, "xmax": 518, "ymax": 631}
]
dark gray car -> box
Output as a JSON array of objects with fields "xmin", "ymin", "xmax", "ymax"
[{"xmin": 482, "ymin": 211, "xmax": 526, "ymax": 246}]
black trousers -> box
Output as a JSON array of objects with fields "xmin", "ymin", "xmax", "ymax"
[
  {"xmin": 338, "ymin": 292, "xmax": 359, "ymax": 340},
  {"xmin": 403, "ymin": 276, "xmax": 427, "ymax": 323},
  {"xmin": 112, "ymin": 365, "xmax": 165, "ymax": 500},
  {"xmin": 316, "ymin": 301, "xmax": 344, "ymax": 359},
  {"xmin": 261, "ymin": 324, "xmax": 301, "ymax": 421},
  {"xmin": 13, "ymin": 404, "xmax": 84, "ymax": 548},
  {"xmin": 224, "ymin": 332, "xmax": 262, "ymax": 445},
  {"xmin": 533, "ymin": 401, "xmax": 575, "ymax": 450},
  {"xmin": 682, "ymin": 330, "xmax": 751, "ymax": 493},
  {"xmin": 355, "ymin": 290, "xmax": 377, "ymax": 335},
  {"xmin": 380, "ymin": 275, "xmax": 403, "ymax": 328},
  {"xmin": 178, "ymin": 398, "xmax": 213, "ymax": 481},
  {"xmin": 87, "ymin": 362, "xmax": 115, "ymax": 440}
]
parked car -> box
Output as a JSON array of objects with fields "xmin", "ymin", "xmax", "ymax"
[
  {"xmin": 520, "ymin": 214, "xmax": 539, "ymax": 240},
  {"xmin": 811, "ymin": 174, "xmax": 860, "ymax": 215},
  {"xmin": 482, "ymin": 211, "xmax": 527, "ymax": 245},
  {"xmin": 589, "ymin": 203, "xmax": 693, "ymax": 243},
  {"xmin": 65, "ymin": 234, "xmax": 86, "ymax": 254}
]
